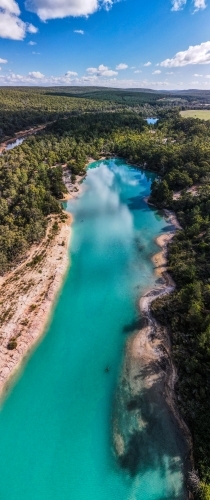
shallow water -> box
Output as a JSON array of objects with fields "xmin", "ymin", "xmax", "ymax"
[
  {"xmin": 5, "ymin": 137, "xmax": 25, "ymax": 150},
  {"xmin": 0, "ymin": 159, "xmax": 186, "ymax": 499},
  {"xmin": 146, "ymin": 118, "xmax": 159, "ymax": 125}
]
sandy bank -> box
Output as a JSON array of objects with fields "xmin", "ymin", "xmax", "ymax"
[
  {"xmin": 61, "ymin": 156, "xmax": 106, "ymax": 201},
  {"xmin": 0, "ymin": 213, "xmax": 72, "ymax": 402},
  {"xmin": 0, "ymin": 121, "xmax": 57, "ymax": 154}
]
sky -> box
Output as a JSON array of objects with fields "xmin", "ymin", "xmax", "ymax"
[{"xmin": 0, "ymin": 0, "xmax": 210, "ymax": 89}]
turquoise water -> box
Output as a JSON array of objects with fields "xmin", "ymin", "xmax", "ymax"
[{"xmin": 0, "ymin": 159, "xmax": 186, "ymax": 499}]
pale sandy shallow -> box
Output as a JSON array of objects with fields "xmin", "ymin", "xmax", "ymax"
[{"xmin": 0, "ymin": 213, "xmax": 72, "ymax": 402}]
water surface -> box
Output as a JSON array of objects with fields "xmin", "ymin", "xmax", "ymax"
[
  {"xmin": 0, "ymin": 159, "xmax": 186, "ymax": 499},
  {"xmin": 146, "ymin": 118, "xmax": 159, "ymax": 125},
  {"xmin": 5, "ymin": 137, "xmax": 25, "ymax": 150}
]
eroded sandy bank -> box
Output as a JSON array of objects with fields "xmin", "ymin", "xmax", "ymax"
[{"xmin": 0, "ymin": 213, "xmax": 72, "ymax": 402}]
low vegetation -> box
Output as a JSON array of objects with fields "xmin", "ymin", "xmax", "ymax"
[{"xmin": 180, "ymin": 109, "xmax": 210, "ymax": 120}]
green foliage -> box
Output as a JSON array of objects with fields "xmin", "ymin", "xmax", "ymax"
[
  {"xmin": 200, "ymin": 483, "xmax": 210, "ymax": 500},
  {"xmin": 0, "ymin": 139, "xmax": 65, "ymax": 273}
]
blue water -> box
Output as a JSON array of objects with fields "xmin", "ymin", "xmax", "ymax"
[
  {"xmin": 6, "ymin": 137, "xmax": 24, "ymax": 150},
  {"xmin": 0, "ymin": 159, "xmax": 186, "ymax": 499},
  {"xmin": 146, "ymin": 118, "xmax": 159, "ymax": 125}
]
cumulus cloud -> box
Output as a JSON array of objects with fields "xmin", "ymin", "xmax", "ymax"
[
  {"xmin": 171, "ymin": 0, "xmax": 207, "ymax": 10},
  {"xmin": 0, "ymin": 0, "xmax": 38, "ymax": 40},
  {"xmin": 0, "ymin": 0, "xmax": 20, "ymax": 15},
  {"xmin": 86, "ymin": 64, "xmax": 118, "ymax": 76},
  {"xmin": 28, "ymin": 71, "xmax": 44, "ymax": 78},
  {"xmin": 25, "ymin": 0, "xmax": 118, "ymax": 21},
  {"xmin": 194, "ymin": 73, "xmax": 203, "ymax": 76},
  {"xmin": 27, "ymin": 23, "xmax": 38, "ymax": 33},
  {"xmin": 160, "ymin": 41, "xmax": 210, "ymax": 67},
  {"xmin": 0, "ymin": 71, "xmax": 194, "ymax": 90},
  {"xmin": 65, "ymin": 70, "xmax": 78, "ymax": 76},
  {"xmin": 0, "ymin": 57, "xmax": 7, "ymax": 63},
  {"xmin": 28, "ymin": 40, "xmax": 37, "ymax": 45},
  {"xmin": 171, "ymin": 0, "xmax": 186, "ymax": 10},
  {"xmin": 134, "ymin": 70, "xmax": 142, "ymax": 73},
  {"xmin": 144, "ymin": 61, "xmax": 152, "ymax": 66},
  {"xmin": 193, "ymin": 0, "xmax": 207, "ymax": 10},
  {"xmin": 152, "ymin": 69, "xmax": 161, "ymax": 74},
  {"xmin": 116, "ymin": 63, "xmax": 128, "ymax": 70},
  {"xmin": 74, "ymin": 29, "xmax": 84, "ymax": 34}
]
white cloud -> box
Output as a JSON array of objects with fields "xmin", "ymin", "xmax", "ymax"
[
  {"xmin": 0, "ymin": 57, "xmax": 7, "ymax": 63},
  {"xmin": 28, "ymin": 71, "xmax": 44, "ymax": 78},
  {"xmin": 0, "ymin": 0, "xmax": 20, "ymax": 14},
  {"xmin": 0, "ymin": 12, "xmax": 25, "ymax": 40},
  {"xmin": 194, "ymin": 73, "xmax": 203, "ymax": 76},
  {"xmin": 144, "ymin": 61, "xmax": 152, "ymax": 66},
  {"xmin": 28, "ymin": 41, "xmax": 37, "ymax": 45},
  {"xmin": 134, "ymin": 70, "xmax": 142, "ymax": 73},
  {"xmin": 152, "ymin": 69, "xmax": 161, "ymax": 74},
  {"xmin": 65, "ymin": 70, "xmax": 78, "ymax": 76},
  {"xmin": 0, "ymin": 0, "xmax": 38, "ymax": 40},
  {"xmin": 205, "ymin": 74, "xmax": 210, "ymax": 78},
  {"xmin": 166, "ymin": 71, "xmax": 174, "ymax": 74},
  {"xmin": 171, "ymin": 0, "xmax": 206, "ymax": 10},
  {"xmin": 27, "ymin": 23, "xmax": 38, "ymax": 33},
  {"xmin": 193, "ymin": 0, "xmax": 207, "ymax": 11},
  {"xmin": 74, "ymin": 29, "xmax": 84, "ymax": 34},
  {"xmin": 171, "ymin": 0, "xmax": 187, "ymax": 11},
  {"xmin": 160, "ymin": 41, "xmax": 210, "ymax": 67},
  {"xmin": 86, "ymin": 64, "xmax": 118, "ymax": 76},
  {"xmin": 86, "ymin": 67, "xmax": 98, "ymax": 73},
  {"xmin": 25, "ymin": 0, "xmax": 118, "ymax": 21},
  {"xmin": 0, "ymin": 71, "xmax": 201, "ymax": 90},
  {"xmin": 116, "ymin": 63, "xmax": 128, "ymax": 70}
]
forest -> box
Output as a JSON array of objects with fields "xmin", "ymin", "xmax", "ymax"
[
  {"xmin": 0, "ymin": 85, "xmax": 208, "ymax": 143},
  {"xmin": 0, "ymin": 89, "xmax": 210, "ymax": 498}
]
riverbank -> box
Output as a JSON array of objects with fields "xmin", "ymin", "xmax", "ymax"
[
  {"xmin": 113, "ymin": 208, "xmax": 194, "ymax": 499},
  {"xmin": 61, "ymin": 157, "xmax": 106, "ymax": 201},
  {"xmin": 0, "ymin": 213, "xmax": 72, "ymax": 402},
  {"xmin": 0, "ymin": 122, "xmax": 56, "ymax": 154}
]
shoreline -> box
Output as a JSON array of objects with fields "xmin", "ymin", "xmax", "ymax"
[
  {"xmin": 0, "ymin": 123, "xmax": 55, "ymax": 154},
  {"xmin": 113, "ymin": 208, "xmax": 194, "ymax": 499},
  {"xmin": 0, "ymin": 213, "xmax": 72, "ymax": 403},
  {"xmin": 133, "ymin": 210, "xmax": 194, "ymax": 496},
  {"xmin": 0, "ymin": 153, "xmax": 92, "ymax": 403}
]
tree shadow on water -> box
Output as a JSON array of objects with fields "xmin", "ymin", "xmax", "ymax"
[
  {"xmin": 122, "ymin": 316, "xmax": 145, "ymax": 334},
  {"xmin": 115, "ymin": 361, "xmax": 189, "ymax": 499}
]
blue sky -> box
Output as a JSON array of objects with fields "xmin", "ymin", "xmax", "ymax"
[{"xmin": 0, "ymin": 0, "xmax": 210, "ymax": 88}]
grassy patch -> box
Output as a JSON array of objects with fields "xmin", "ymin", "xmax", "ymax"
[{"xmin": 180, "ymin": 110, "xmax": 210, "ymax": 120}]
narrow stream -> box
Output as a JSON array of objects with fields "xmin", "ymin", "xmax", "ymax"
[
  {"xmin": 5, "ymin": 137, "xmax": 25, "ymax": 150},
  {"xmin": 0, "ymin": 159, "xmax": 187, "ymax": 499}
]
